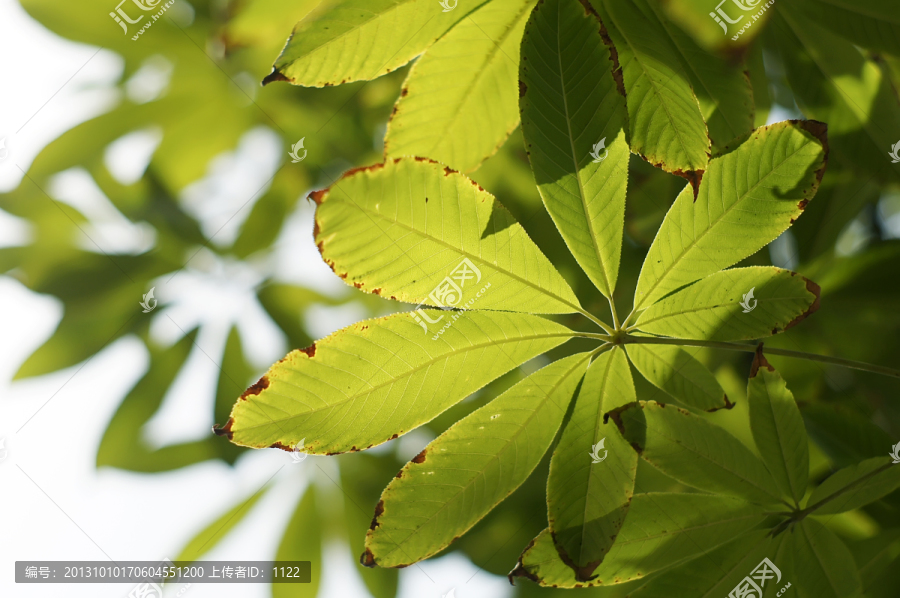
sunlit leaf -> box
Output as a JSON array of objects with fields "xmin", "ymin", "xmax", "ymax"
[
  {"xmin": 313, "ymin": 157, "xmax": 582, "ymax": 313},
  {"xmin": 222, "ymin": 311, "xmax": 574, "ymax": 453},
  {"xmin": 633, "ymin": 120, "xmax": 828, "ymax": 310},
  {"xmin": 634, "ymin": 267, "xmax": 821, "ymax": 340},
  {"xmin": 385, "ymin": 0, "xmax": 534, "ymax": 172},
  {"xmin": 519, "ymin": 0, "xmax": 629, "ymax": 298},
  {"xmin": 364, "ymin": 353, "xmax": 589, "ymax": 567}
]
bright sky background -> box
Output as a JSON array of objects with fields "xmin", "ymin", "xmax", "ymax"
[{"xmin": 0, "ymin": 1, "xmax": 513, "ymax": 597}]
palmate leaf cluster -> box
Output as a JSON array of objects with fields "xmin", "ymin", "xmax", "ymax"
[
  {"xmin": 213, "ymin": 0, "xmax": 900, "ymax": 594},
  {"xmin": 6, "ymin": 0, "xmax": 900, "ymax": 596}
]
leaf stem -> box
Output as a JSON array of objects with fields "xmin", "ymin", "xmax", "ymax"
[
  {"xmin": 607, "ymin": 296, "xmax": 621, "ymax": 330},
  {"xmin": 578, "ymin": 309, "xmax": 615, "ymax": 335},
  {"xmin": 619, "ymin": 336, "xmax": 900, "ymax": 379}
]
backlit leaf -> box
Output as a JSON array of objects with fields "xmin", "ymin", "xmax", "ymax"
[
  {"xmin": 546, "ymin": 348, "xmax": 637, "ymax": 579},
  {"xmin": 806, "ymin": 457, "xmax": 900, "ymax": 515},
  {"xmin": 591, "ymin": 0, "xmax": 710, "ymax": 174},
  {"xmin": 633, "ymin": 120, "xmax": 828, "ymax": 310},
  {"xmin": 364, "ymin": 353, "xmax": 589, "ymax": 567},
  {"xmin": 265, "ymin": 0, "xmax": 490, "ymax": 87},
  {"xmin": 519, "ymin": 0, "xmax": 629, "ymax": 298},
  {"xmin": 786, "ymin": 519, "xmax": 862, "ymax": 598},
  {"xmin": 313, "ymin": 158, "xmax": 583, "ymax": 314},
  {"xmin": 634, "ymin": 267, "xmax": 821, "ymax": 340},
  {"xmin": 385, "ymin": 0, "xmax": 534, "ymax": 172},
  {"xmin": 223, "ymin": 311, "xmax": 573, "ymax": 454}
]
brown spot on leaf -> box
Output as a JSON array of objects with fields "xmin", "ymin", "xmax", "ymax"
[
  {"xmin": 240, "ymin": 376, "xmax": 269, "ymax": 400},
  {"xmin": 395, "ymin": 469, "xmax": 404, "ymax": 479},
  {"xmin": 300, "ymin": 343, "xmax": 317, "ymax": 358},
  {"xmin": 269, "ymin": 441, "xmax": 293, "ymax": 452},
  {"xmin": 212, "ymin": 419, "xmax": 234, "ymax": 440},
  {"xmin": 372, "ymin": 288, "xmax": 383, "ymax": 296},
  {"xmin": 400, "ymin": 87, "xmax": 409, "ymax": 98},
  {"xmin": 750, "ymin": 343, "xmax": 774, "ymax": 377},
  {"xmin": 519, "ymin": 80, "xmax": 527, "ymax": 98},
  {"xmin": 784, "ymin": 278, "xmax": 821, "ymax": 331},
  {"xmin": 671, "ymin": 169, "xmax": 704, "ymax": 200},
  {"xmin": 443, "ymin": 166, "xmax": 454, "ymax": 176},
  {"xmin": 360, "ymin": 549, "xmax": 377, "ymax": 568},
  {"xmin": 412, "ymin": 449, "xmax": 427, "ymax": 464},
  {"xmin": 390, "ymin": 433, "xmax": 399, "ymax": 440},
  {"xmin": 261, "ymin": 69, "xmax": 289, "ymax": 86},
  {"xmin": 369, "ymin": 500, "xmax": 385, "ymax": 531},
  {"xmin": 353, "ymin": 281, "xmax": 364, "ymax": 289}
]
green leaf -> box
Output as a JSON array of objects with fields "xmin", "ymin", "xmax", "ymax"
[
  {"xmin": 654, "ymin": 0, "xmax": 772, "ymax": 53},
  {"xmin": 747, "ymin": 346, "xmax": 809, "ymax": 506},
  {"xmin": 633, "ymin": 120, "xmax": 828, "ymax": 311},
  {"xmin": 223, "ymin": 311, "xmax": 573, "ymax": 453},
  {"xmin": 385, "ymin": 0, "xmax": 534, "ymax": 172},
  {"xmin": 615, "ymin": 401, "xmax": 784, "ymax": 505},
  {"xmin": 625, "ymin": 343, "xmax": 730, "ymax": 411},
  {"xmin": 769, "ymin": 8, "xmax": 900, "ymax": 183},
  {"xmin": 786, "ymin": 519, "xmax": 862, "ymax": 598},
  {"xmin": 264, "ymin": 0, "xmax": 490, "ymax": 87},
  {"xmin": 519, "ymin": 0, "xmax": 629, "ymax": 298},
  {"xmin": 642, "ymin": 0, "xmax": 754, "ymax": 150},
  {"xmin": 547, "ymin": 348, "xmax": 637, "ymax": 580},
  {"xmin": 806, "ymin": 457, "xmax": 900, "ymax": 515},
  {"xmin": 628, "ymin": 529, "xmax": 783, "ymax": 598},
  {"xmin": 794, "ymin": 0, "xmax": 900, "ymax": 55},
  {"xmin": 313, "ymin": 157, "xmax": 582, "ymax": 314},
  {"xmin": 364, "ymin": 353, "xmax": 589, "ymax": 567},
  {"xmin": 634, "ymin": 267, "xmax": 821, "ymax": 341},
  {"xmin": 802, "ymin": 403, "xmax": 895, "ymax": 469},
  {"xmin": 591, "ymin": 0, "xmax": 710, "ymax": 174},
  {"xmin": 510, "ymin": 493, "xmax": 766, "ymax": 588},
  {"xmin": 175, "ymin": 485, "xmax": 270, "ymax": 562},
  {"xmin": 273, "ymin": 487, "xmax": 322, "ymax": 598}
]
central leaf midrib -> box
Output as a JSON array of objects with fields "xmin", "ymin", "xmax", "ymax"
[
  {"xmin": 238, "ymin": 331, "xmax": 575, "ymax": 430},
  {"xmin": 555, "ymin": 1, "xmax": 613, "ymax": 295},
  {"xmin": 636, "ymin": 137, "xmax": 815, "ymax": 312},
  {"xmin": 378, "ymin": 354, "xmax": 589, "ymax": 560},
  {"xmin": 637, "ymin": 294, "xmax": 808, "ymax": 327}
]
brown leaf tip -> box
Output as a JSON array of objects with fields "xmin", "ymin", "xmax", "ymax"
[
  {"xmin": 261, "ymin": 69, "xmax": 289, "ymax": 86},
  {"xmin": 360, "ymin": 548, "xmax": 377, "ymax": 568},
  {"xmin": 212, "ymin": 419, "xmax": 234, "ymax": 440},
  {"xmin": 240, "ymin": 376, "xmax": 269, "ymax": 400},
  {"xmin": 750, "ymin": 343, "xmax": 774, "ymax": 377},
  {"xmin": 708, "ymin": 395, "xmax": 736, "ymax": 412},
  {"xmin": 309, "ymin": 189, "xmax": 328, "ymax": 204}
]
